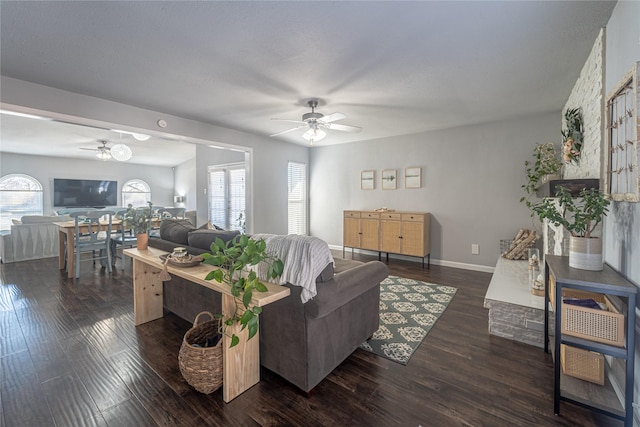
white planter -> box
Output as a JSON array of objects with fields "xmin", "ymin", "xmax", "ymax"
[{"xmin": 569, "ymin": 236, "xmax": 603, "ymax": 271}]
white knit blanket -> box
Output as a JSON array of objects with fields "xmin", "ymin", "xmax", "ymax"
[{"xmin": 252, "ymin": 234, "xmax": 334, "ymax": 303}]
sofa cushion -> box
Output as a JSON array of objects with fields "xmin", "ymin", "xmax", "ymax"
[
  {"xmin": 187, "ymin": 229, "xmax": 241, "ymax": 250},
  {"xmin": 20, "ymin": 215, "xmax": 60, "ymax": 224},
  {"xmin": 159, "ymin": 219, "xmax": 196, "ymax": 245}
]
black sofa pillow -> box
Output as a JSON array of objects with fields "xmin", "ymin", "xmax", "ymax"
[
  {"xmin": 160, "ymin": 219, "xmax": 196, "ymax": 245},
  {"xmin": 187, "ymin": 229, "xmax": 241, "ymax": 250}
]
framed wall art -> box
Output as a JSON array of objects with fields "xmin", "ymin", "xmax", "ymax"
[
  {"xmin": 605, "ymin": 62, "xmax": 639, "ymax": 202},
  {"xmin": 405, "ymin": 167, "xmax": 422, "ymax": 188},
  {"xmin": 381, "ymin": 169, "xmax": 397, "ymax": 190},
  {"xmin": 361, "ymin": 170, "xmax": 375, "ymax": 190}
]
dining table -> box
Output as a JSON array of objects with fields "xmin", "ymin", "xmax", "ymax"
[{"xmin": 53, "ymin": 219, "xmax": 122, "ymax": 278}]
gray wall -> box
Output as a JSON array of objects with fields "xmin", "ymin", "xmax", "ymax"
[
  {"xmin": 600, "ymin": 0, "xmax": 640, "ymax": 420},
  {"xmin": 310, "ymin": 111, "xmax": 560, "ymax": 268},
  {"xmin": 0, "ymin": 76, "xmax": 309, "ymax": 235},
  {"xmin": 603, "ymin": 0, "xmax": 640, "ymax": 287},
  {"xmin": 0, "ymin": 152, "xmax": 174, "ymax": 214},
  {"xmin": 173, "ymin": 157, "xmax": 196, "ymax": 212}
]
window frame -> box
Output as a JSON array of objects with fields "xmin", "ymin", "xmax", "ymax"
[
  {"xmin": 121, "ymin": 178, "xmax": 151, "ymax": 207},
  {"xmin": 0, "ymin": 174, "xmax": 44, "ymax": 231}
]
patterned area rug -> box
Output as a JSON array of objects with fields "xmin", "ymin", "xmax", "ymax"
[{"xmin": 360, "ymin": 275, "xmax": 457, "ymax": 365}]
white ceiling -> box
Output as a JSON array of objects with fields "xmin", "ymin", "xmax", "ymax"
[{"xmin": 0, "ymin": 1, "xmax": 617, "ymax": 160}]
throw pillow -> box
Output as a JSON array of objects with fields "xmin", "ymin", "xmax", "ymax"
[
  {"xmin": 159, "ymin": 219, "xmax": 196, "ymax": 245},
  {"xmin": 187, "ymin": 229, "xmax": 241, "ymax": 250},
  {"xmin": 197, "ymin": 222, "xmax": 225, "ymax": 231},
  {"xmin": 11, "ymin": 219, "xmax": 22, "ymax": 225}
]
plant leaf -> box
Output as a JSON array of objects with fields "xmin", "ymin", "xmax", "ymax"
[
  {"xmin": 243, "ymin": 289, "xmax": 252, "ymax": 308},
  {"xmin": 230, "ymin": 335, "xmax": 239, "ymax": 348},
  {"xmin": 240, "ymin": 309, "xmax": 253, "ymax": 326}
]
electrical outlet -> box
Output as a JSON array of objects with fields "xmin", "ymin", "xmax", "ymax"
[{"xmin": 471, "ymin": 244, "xmax": 479, "ymax": 255}]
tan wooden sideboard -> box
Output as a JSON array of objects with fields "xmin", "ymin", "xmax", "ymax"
[{"xmin": 343, "ymin": 210, "xmax": 431, "ymax": 268}]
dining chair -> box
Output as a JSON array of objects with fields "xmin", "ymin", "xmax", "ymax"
[
  {"xmin": 110, "ymin": 209, "xmax": 137, "ymax": 270},
  {"xmin": 56, "ymin": 207, "xmax": 99, "ymax": 220},
  {"xmin": 68, "ymin": 210, "xmax": 114, "ymax": 279}
]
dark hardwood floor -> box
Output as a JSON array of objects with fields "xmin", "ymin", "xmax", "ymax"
[{"xmin": 0, "ymin": 252, "xmax": 620, "ymax": 426}]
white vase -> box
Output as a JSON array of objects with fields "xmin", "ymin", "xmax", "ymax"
[{"xmin": 569, "ymin": 236, "xmax": 603, "ymax": 271}]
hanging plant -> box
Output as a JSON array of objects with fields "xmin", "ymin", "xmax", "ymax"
[
  {"xmin": 561, "ymin": 108, "xmax": 583, "ymax": 164},
  {"xmin": 521, "ymin": 142, "xmax": 563, "ymax": 213}
]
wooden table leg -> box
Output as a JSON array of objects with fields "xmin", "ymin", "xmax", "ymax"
[
  {"xmin": 222, "ymin": 293, "xmax": 260, "ymax": 403},
  {"xmin": 132, "ymin": 258, "xmax": 164, "ymax": 326},
  {"xmin": 57, "ymin": 229, "xmax": 66, "ymax": 271},
  {"xmin": 65, "ymin": 228, "xmax": 77, "ymax": 278}
]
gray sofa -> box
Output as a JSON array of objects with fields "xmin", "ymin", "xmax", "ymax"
[
  {"xmin": 152, "ymin": 226, "xmax": 389, "ymax": 393},
  {"xmin": 260, "ymin": 257, "xmax": 388, "ymax": 392}
]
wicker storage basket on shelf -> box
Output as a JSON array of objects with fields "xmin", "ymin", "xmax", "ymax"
[
  {"xmin": 549, "ymin": 282, "xmax": 625, "ymax": 347},
  {"xmin": 178, "ymin": 311, "xmax": 223, "ymax": 394}
]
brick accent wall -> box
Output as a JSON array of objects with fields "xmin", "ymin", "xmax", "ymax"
[{"xmin": 562, "ymin": 28, "xmax": 605, "ymax": 180}]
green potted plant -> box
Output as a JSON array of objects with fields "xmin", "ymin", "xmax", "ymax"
[
  {"xmin": 531, "ymin": 186, "xmax": 610, "ymax": 270},
  {"xmin": 201, "ymin": 235, "xmax": 284, "ymax": 348},
  {"xmin": 521, "ymin": 142, "xmax": 563, "ymax": 211},
  {"xmin": 561, "ymin": 108, "xmax": 583, "ymax": 164},
  {"xmin": 123, "ymin": 201, "xmax": 153, "ymax": 250}
]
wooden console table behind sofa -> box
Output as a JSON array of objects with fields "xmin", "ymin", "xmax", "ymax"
[{"xmin": 124, "ymin": 247, "xmax": 290, "ymax": 403}]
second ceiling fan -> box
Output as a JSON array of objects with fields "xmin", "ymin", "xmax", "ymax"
[{"xmin": 270, "ymin": 99, "xmax": 362, "ymax": 144}]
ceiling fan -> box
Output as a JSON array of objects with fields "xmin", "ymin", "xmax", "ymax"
[
  {"xmin": 80, "ymin": 139, "xmax": 132, "ymax": 161},
  {"xmin": 270, "ymin": 99, "xmax": 362, "ymax": 144}
]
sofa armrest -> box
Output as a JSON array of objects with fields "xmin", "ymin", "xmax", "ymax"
[
  {"xmin": 305, "ymin": 260, "xmax": 388, "ymax": 319},
  {"xmin": 0, "ymin": 231, "xmax": 14, "ymax": 263}
]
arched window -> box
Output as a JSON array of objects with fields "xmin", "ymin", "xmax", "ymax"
[
  {"xmin": 0, "ymin": 174, "xmax": 44, "ymax": 231},
  {"xmin": 122, "ymin": 179, "xmax": 151, "ymax": 207}
]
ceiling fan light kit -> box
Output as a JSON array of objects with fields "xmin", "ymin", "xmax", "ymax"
[
  {"xmin": 302, "ymin": 127, "xmax": 326, "ymax": 143},
  {"xmin": 270, "ymin": 98, "xmax": 362, "ymax": 144},
  {"xmin": 96, "ymin": 150, "xmax": 111, "ymax": 161}
]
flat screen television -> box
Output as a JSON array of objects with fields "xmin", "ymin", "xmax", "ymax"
[{"xmin": 53, "ymin": 178, "xmax": 118, "ymax": 208}]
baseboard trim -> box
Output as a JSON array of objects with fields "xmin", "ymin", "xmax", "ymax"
[{"xmin": 329, "ymin": 245, "xmax": 495, "ymax": 274}]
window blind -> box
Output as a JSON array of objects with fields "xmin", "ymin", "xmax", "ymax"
[{"xmin": 288, "ymin": 161, "xmax": 307, "ymax": 235}]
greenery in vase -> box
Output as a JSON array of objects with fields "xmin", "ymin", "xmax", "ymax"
[
  {"xmin": 123, "ymin": 201, "xmax": 154, "ymax": 234},
  {"xmin": 561, "ymin": 108, "xmax": 583, "ymax": 164},
  {"xmin": 520, "ymin": 142, "xmax": 563, "ymax": 212},
  {"xmin": 530, "ymin": 186, "xmax": 609, "ymax": 238},
  {"xmin": 201, "ymin": 235, "xmax": 284, "ymax": 348}
]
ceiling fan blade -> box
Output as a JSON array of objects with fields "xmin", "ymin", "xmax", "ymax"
[
  {"xmin": 271, "ymin": 118, "xmax": 307, "ymax": 125},
  {"xmin": 270, "ymin": 125, "xmax": 307, "ymax": 137},
  {"xmin": 79, "ymin": 147, "xmax": 101, "ymax": 151},
  {"xmin": 318, "ymin": 112, "xmax": 346, "ymax": 124},
  {"xmin": 324, "ymin": 123, "xmax": 362, "ymax": 133}
]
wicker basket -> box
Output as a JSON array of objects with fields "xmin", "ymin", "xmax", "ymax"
[
  {"xmin": 560, "ymin": 344, "xmax": 604, "ymax": 385},
  {"xmin": 555, "ymin": 289, "xmax": 625, "ymax": 347},
  {"xmin": 178, "ymin": 311, "xmax": 223, "ymax": 394}
]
